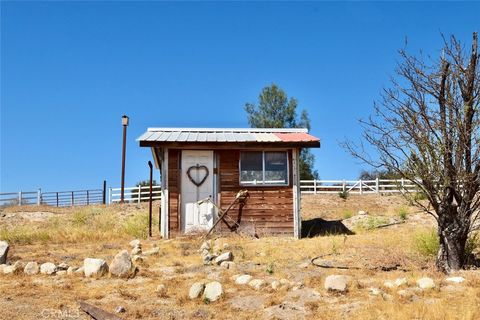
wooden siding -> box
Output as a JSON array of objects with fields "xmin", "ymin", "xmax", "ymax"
[
  {"xmin": 216, "ymin": 149, "xmax": 294, "ymax": 235},
  {"xmin": 168, "ymin": 149, "xmax": 180, "ymax": 232}
]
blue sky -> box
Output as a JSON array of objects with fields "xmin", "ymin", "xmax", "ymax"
[{"xmin": 1, "ymin": 1, "xmax": 479, "ymax": 192}]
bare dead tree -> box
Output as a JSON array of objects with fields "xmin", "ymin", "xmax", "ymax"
[{"xmin": 343, "ymin": 32, "xmax": 480, "ymax": 272}]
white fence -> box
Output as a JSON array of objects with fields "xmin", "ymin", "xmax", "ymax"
[
  {"xmin": 0, "ymin": 179, "xmax": 419, "ymax": 207},
  {"xmin": 300, "ymin": 179, "xmax": 418, "ymax": 195},
  {"xmin": 108, "ymin": 185, "xmax": 162, "ymax": 204}
]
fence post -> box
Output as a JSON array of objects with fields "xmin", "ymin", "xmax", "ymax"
[
  {"xmin": 401, "ymin": 178, "xmax": 405, "ymax": 192},
  {"xmin": 342, "ymin": 180, "xmax": 346, "ymax": 193},
  {"xmin": 138, "ymin": 185, "xmax": 141, "ymax": 204},
  {"xmin": 86, "ymin": 190, "xmax": 89, "ymax": 205},
  {"xmin": 18, "ymin": 191, "xmax": 22, "ymax": 206},
  {"xmin": 102, "ymin": 180, "xmax": 106, "ymax": 205},
  {"xmin": 37, "ymin": 188, "xmax": 41, "ymax": 205},
  {"xmin": 108, "ymin": 187, "xmax": 112, "ymax": 205},
  {"xmin": 359, "ymin": 179, "xmax": 363, "ymax": 195},
  {"xmin": 71, "ymin": 191, "xmax": 74, "ymax": 206},
  {"xmin": 375, "ymin": 178, "xmax": 379, "ymax": 194},
  {"xmin": 313, "ymin": 179, "xmax": 317, "ymax": 194},
  {"xmin": 56, "ymin": 192, "xmax": 59, "ymax": 207}
]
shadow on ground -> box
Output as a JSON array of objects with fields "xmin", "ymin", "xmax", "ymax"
[{"xmin": 301, "ymin": 218, "xmax": 354, "ymax": 238}]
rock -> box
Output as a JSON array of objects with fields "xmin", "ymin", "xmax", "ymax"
[
  {"xmin": 203, "ymin": 281, "xmax": 223, "ymax": 302},
  {"xmin": 56, "ymin": 270, "xmax": 67, "ymax": 276},
  {"xmin": 156, "ymin": 284, "xmax": 167, "ymax": 296},
  {"xmin": 143, "ymin": 247, "xmax": 160, "ymax": 256},
  {"xmin": 129, "ymin": 239, "xmax": 141, "ymax": 248},
  {"xmin": 298, "ymin": 262, "xmax": 310, "ymax": 269},
  {"xmin": 220, "ymin": 261, "xmax": 235, "ymax": 269},
  {"xmin": 189, "ymin": 282, "xmax": 205, "ymax": 299},
  {"xmin": 131, "ymin": 246, "xmax": 142, "ymax": 255},
  {"xmin": 235, "ymin": 274, "xmax": 253, "ymax": 285},
  {"xmin": 446, "ymin": 276, "xmax": 465, "ymax": 283},
  {"xmin": 57, "ymin": 262, "xmax": 69, "ymax": 271},
  {"xmin": 214, "ymin": 251, "xmax": 233, "ymax": 265},
  {"xmin": 369, "ymin": 287, "xmax": 382, "ymax": 296},
  {"xmin": 3, "ymin": 261, "xmax": 22, "ymax": 274},
  {"xmin": 83, "ymin": 258, "xmax": 108, "ymax": 277},
  {"xmin": 271, "ymin": 280, "xmax": 280, "ymax": 290},
  {"xmin": 115, "ymin": 306, "xmax": 126, "ymax": 313},
  {"xmin": 202, "ymin": 254, "xmax": 217, "ymax": 265},
  {"xmin": 200, "ymin": 240, "xmax": 211, "ymax": 252},
  {"xmin": 383, "ymin": 280, "xmax": 395, "ymax": 289},
  {"xmin": 417, "ymin": 277, "xmax": 435, "ymax": 290},
  {"xmin": 67, "ymin": 266, "xmax": 77, "ymax": 275},
  {"xmin": 324, "ymin": 275, "xmax": 350, "ymax": 293},
  {"xmin": 24, "ymin": 262, "xmax": 40, "ymax": 275},
  {"xmin": 358, "ymin": 210, "xmax": 368, "ymax": 215},
  {"xmin": 248, "ymin": 279, "xmax": 266, "ymax": 290},
  {"xmin": 394, "ymin": 278, "xmax": 408, "ymax": 287},
  {"xmin": 0, "ymin": 241, "xmax": 9, "ymax": 264},
  {"xmin": 109, "ymin": 250, "xmax": 134, "ymax": 278},
  {"xmin": 40, "ymin": 262, "xmax": 57, "ymax": 275}
]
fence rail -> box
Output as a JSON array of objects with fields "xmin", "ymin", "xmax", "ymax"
[
  {"xmin": 300, "ymin": 179, "xmax": 419, "ymax": 194},
  {"xmin": 0, "ymin": 179, "xmax": 420, "ymax": 208}
]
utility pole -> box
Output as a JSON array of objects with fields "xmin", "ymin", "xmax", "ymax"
[{"xmin": 120, "ymin": 115, "xmax": 129, "ymax": 203}]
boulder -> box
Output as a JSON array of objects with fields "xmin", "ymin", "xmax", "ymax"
[
  {"xmin": 235, "ymin": 274, "xmax": 252, "ymax": 285},
  {"xmin": 383, "ymin": 280, "xmax": 395, "ymax": 289},
  {"xmin": 417, "ymin": 277, "xmax": 435, "ymax": 290},
  {"xmin": 189, "ymin": 282, "xmax": 205, "ymax": 299},
  {"xmin": 203, "ymin": 254, "xmax": 217, "ymax": 265},
  {"xmin": 214, "ymin": 251, "xmax": 233, "ymax": 265},
  {"xmin": 56, "ymin": 270, "xmax": 67, "ymax": 276},
  {"xmin": 446, "ymin": 276, "xmax": 465, "ymax": 284},
  {"xmin": 248, "ymin": 279, "xmax": 266, "ymax": 290},
  {"xmin": 24, "ymin": 262, "xmax": 40, "ymax": 275},
  {"xmin": 129, "ymin": 239, "xmax": 141, "ymax": 248},
  {"xmin": 369, "ymin": 287, "xmax": 382, "ymax": 296},
  {"xmin": 0, "ymin": 241, "xmax": 9, "ymax": 264},
  {"xmin": 324, "ymin": 275, "xmax": 350, "ymax": 293},
  {"xmin": 115, "ymin": 306, "xmax": 126, "ymax": 314},
  {"xmin": 84, "ymin": 258, "xmax": 108, "ymax": 277},
  {"xmin": 203, "ymin": 281, "xmax": 223, "ymax": 302},
  {"xmin": 40, "ymin": 262, "xmax": 57, "ymax": 275},
  {"xmin": 271, "ymin": 280, "xmax": 280, "ymax": 290},
  {"xmin": 109, "ymin": 250, "xmax": 134, "ymax": 278}
]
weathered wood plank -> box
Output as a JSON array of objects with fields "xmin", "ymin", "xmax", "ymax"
[{"xmin": 79, "ymin": 301, "xmax": 124, "ymax": 320}]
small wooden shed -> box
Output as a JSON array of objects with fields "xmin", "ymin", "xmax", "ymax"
[{"xmin": 137, "ymin": 128, "xmax": 320, "ymax": 239}]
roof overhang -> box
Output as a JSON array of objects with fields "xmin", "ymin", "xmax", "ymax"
[{"xmin": 137, "ymin": 128, "xmax": 321, "ymax": 149}]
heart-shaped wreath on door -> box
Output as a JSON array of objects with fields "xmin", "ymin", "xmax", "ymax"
[{"xmin": 187, "ymin": 164, "xmax": 209, "ymax": 187}]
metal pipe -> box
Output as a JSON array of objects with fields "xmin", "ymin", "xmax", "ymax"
[
  {"xmin": 148, "ymin": 161, "xmax": 153, "ymax": 237},
  {"xmin": 120, "ymin": 115, "xmax": 129, "ymax": 203}
]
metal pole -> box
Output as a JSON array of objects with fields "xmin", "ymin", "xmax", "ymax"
[
  {"xmin": 56, "ymin": 192, "xmax": 59, "ymax": 207},
  {"xmin": 148, "ymin": 161, "xmax": 153, "ymax": 237},
  {"xmin": 120, "ymin": 115, "xmax": 129, "ymax": 203},
  {"xmin": 87, "ymin": 190, "xmax": 89, "ymax": 205},
  {"xmin": 102, "ymin": 180, "xmax": 106, "ymax": 205},
  {"xmin": 71, "ymin": 191, "xmax": 74, "ymax": 206},
  {"xmin": 18, "ymin": 191, "xmax": 22, "ymax": 206},
  {"xmin": 37, "ymin": 188, "xmax": 41, "ymax": 205}
]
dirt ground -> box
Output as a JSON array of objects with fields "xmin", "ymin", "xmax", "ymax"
[{"xmin": 1, "ymin": 194, "xmax": 479, "ymax": 320}]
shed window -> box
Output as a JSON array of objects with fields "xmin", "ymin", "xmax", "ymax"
[{"xmin": 240, "ymin": 151, "xmax": 288, "ymax": 185}]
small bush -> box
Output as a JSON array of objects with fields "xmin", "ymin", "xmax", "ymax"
[
  {"xmin": 413, "ymin": 229, "xmax": 439, "ymax": 257},
  {"xmin": 338, "ymin": 190, "xmax": 349, "ymax": 200},
  {"xmin": 266, "ymin": 262, "xmax": 275, "ymax": 274},
  {"xmin": 0, "ymin": 226, "xmax": 51, "ymax": 244},
  {"xmin": 355, "ymin": 217, "xmax": 389, "ymax": 230},
  {"xmin": 397, "ymin": 207, "xmax": 408, "ymax": 221},
  {"xmin": 466, "ymin": 232, "xmax": 480, "ymax": 258}
]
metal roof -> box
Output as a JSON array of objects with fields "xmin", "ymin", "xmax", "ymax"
[{"xmin": 137, "ymin": 128, "xmax": 320, "ymax": 146}]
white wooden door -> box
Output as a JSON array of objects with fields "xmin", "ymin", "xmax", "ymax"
[{"xmin": 181, "ymin": 150, "xmax": 214, "ymax": 232}]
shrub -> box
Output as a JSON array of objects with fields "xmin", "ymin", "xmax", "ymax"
[
  {"xmin": 122, "ymin": 211, "xmax": 154, "ymax": 239},
  {"xmin": 413, "ymin": 229, "xmax": 439, "ymax": 257},
  {"xmin": 338, "ymin": 190, "xmax": 349, "ymax": 200},
  {"xmin": 355, "ymin": 217, "xmax": 389, "ymax": 230},
  {"xmin": 466, "ymin": 232, "xmax": 480, "ymax": 259},
  {"xmin": 397, "ymin": 207, "xmax": 408, "ymax": 221}
]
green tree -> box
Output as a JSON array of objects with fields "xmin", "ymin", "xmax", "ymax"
[{"xmin": 245, "ymin": 84, "xmax": 319, "ymax": 180}]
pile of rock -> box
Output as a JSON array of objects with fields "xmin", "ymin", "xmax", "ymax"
[{"xmin": 199, "ymin": 239, "xmax": 234, "ymax": 268}]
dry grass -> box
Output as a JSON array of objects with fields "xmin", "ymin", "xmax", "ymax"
[{"xmin": 1, "ymin": 195, "xmax": 479, "ymax": 319}]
